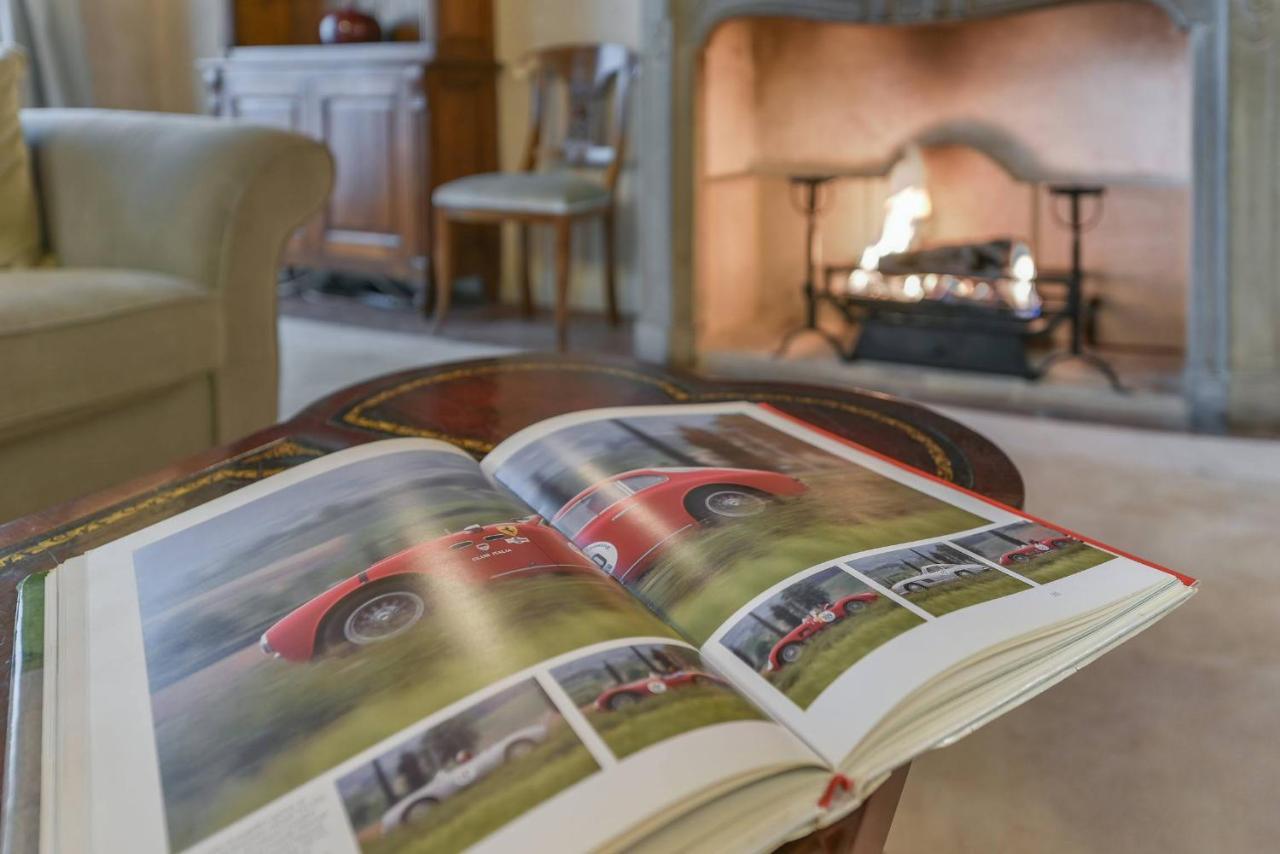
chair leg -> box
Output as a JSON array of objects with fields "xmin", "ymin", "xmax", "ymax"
[
  {"xmin": 603, "ymin": 209, "xmax": 619, "ymax": 326},
  {"xmin": 481, "ymin": 225, "xmax": 501, "ymax": 304},
  {"xmin": 554, "ymin": 219, "xmax": 572, "ymax": 352},
  {"xmin": 519, "ymin": 223, "xmax": 534, "ymax": 317},
  {"xmin": 432, "ymin": 208, "xmax": 453, "ymax": 329}
]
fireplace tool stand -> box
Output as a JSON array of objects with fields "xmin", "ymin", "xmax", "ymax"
[
  {"xmin": 775, "ymin": 175, "xmax": 847, "ymax": 358},
  {"xmin": 1035, "ymin": 185, "xmax": 1126, "ymax": 392}
]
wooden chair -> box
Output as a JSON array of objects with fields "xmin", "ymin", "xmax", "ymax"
[{"xmin": 431, "ymin": 43, "xmax": 637, "ymax": 351}]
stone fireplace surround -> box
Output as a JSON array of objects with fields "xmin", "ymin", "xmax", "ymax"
[{"xmin": 634, "ymin": 0, "xmax": 1280, "ymax": 431}]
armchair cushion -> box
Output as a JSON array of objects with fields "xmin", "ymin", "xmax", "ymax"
[
  {"xmin": 0, "ymin": 48, "xmax": 40, "ymax": 268},
  {"xmin": 0, "ymin": 269, "xmax": 220, "ymax": 436},
  {"xmin": 433, "ymin": 171, "xmax": 610, "ymax": 215}
]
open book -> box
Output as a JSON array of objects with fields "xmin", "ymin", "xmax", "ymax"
[{"xmin": 13, "ymin": 402, "xmax": 1195, "ymax": 853}]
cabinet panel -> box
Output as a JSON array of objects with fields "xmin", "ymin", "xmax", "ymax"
[
  {"xmin": 322, "ymin": 97, "xmax": 398, "ymax": 238},
  {"xmin": 233, "ymin": 0, "xmax": 323, "ymax": 46}
]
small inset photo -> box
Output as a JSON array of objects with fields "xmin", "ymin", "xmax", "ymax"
[
  {"xmin": 720, "ymin": 568, "xmax": 924, "ymax": 709},
  {"xmin": 953, "ymin": 521, "xmax": 1113, "ymax": 584},
  {"xmin": 550, "ymin": 642, "xmax": 764, "ymax": 759},
  {"xmin": 847, "ymin": 543, "xmax": 1032, "ymax": 617},
  {"xmin": 336, "ymin": 679, "xmax": 597, "ymax": 853}
]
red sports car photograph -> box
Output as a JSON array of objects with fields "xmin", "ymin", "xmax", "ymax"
[
  {"xmin": 550, "ymin": 466, "xmax": 807, "ymax": 583},
  {"xmin": 766, "ymin": 592, "xmax": 879, "ymax": 671},
  {"xmin": 260, "ymin": 518, "xmax": 596, "ymax": 662},
  {"xmin": 999, "ymin": 535, "xmax": 1079, "ymax": 565},
  {"xmin": 592, "ymin": 668, "xmax": 727, "ymax": 712}
]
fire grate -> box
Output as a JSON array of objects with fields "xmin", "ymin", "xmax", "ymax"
[{"xmin": 776, "ymin": 176, "xmax": 1123, "ymax": 391}]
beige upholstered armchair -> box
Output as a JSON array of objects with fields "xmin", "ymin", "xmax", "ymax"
[{"xmin": 0, "ymin": 110, "xmax": 332, "ymax": 521}]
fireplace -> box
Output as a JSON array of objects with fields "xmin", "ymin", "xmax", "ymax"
[{"xmin": 635, "ymin": 0, "xmax": 1280, "ymax": 431}]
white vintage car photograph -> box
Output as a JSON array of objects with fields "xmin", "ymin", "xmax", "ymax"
[
  {"xmin": 380, "ymin": 723, "xmax": 548, "ymax": 830},
  {"xmin": 889, "ymin": 561, "xmax": 991, "ymax": 595},
  {"xmin": 336, "ymin": 679, "xmax": 597, "ymax": 852}
]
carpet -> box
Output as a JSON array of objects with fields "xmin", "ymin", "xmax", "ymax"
[
  {"xmin": 278, "ymin": 316, "xmax": 1279, "ymax": 852},
  {"xmin": 279, "ymin": 316, "xmax": 518, "ymax": 418}
]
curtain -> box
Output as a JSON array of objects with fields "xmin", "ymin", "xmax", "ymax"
[{"xmin": 0, "ymin": 0, "xmax": 93, "ymax": 107}]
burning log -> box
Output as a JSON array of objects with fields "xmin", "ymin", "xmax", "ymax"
[{"xmin": 878, "ymin": 239, "xmax": 1015, "ymax": 280}]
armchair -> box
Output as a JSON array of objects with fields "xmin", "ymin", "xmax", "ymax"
[{"xmin": 0, "ymin": 109, "xmax": 332, "ymax": 521}]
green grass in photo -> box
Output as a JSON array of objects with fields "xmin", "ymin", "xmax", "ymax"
[
  {"xmin": 644, "ymin": 497, "xmax": 984, "ymax": 645},
  {"xmin": 581, "ymin": 683, "xmax": 765, "ymax": 759},
  {"xmin": 156, "ymin": 573, "xmax": 676, "ymax": 849},
  {"xmin": 17, "ymin": 573, "xmax": 46, "ymax": 672},
  {"xmin": 899, "ymin": 571, "xmax": 1032, "ymax": 617},
  {"xmin": 1006, "ymin": 543, "xmax": 1113, "ymax": 584},
  {"xmin": 361, "ymin": 721, "xmax": 598, "ymax": 854},
  {"xmin": 763, "ymin": 601, "xmax": 925, "ymax": 709}
]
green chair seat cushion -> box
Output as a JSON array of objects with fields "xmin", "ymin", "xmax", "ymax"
[{"xmin": 433, "ymin": 171, "xmax": 611, "ymax": 216}]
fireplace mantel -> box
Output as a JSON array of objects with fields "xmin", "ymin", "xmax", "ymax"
[{"xmin": 635, "ymin": 0, "xmax": 1280, "ymax": 430}]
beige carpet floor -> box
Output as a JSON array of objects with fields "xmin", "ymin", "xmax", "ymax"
[
  {"xmin": 280, "ymin": 317, "xmax": 1280, "ymax": 852},
  {"xmin": 278, "ymin": 316, "xmax": 516, "ymax": 418}
]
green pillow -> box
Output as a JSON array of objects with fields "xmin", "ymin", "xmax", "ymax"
[{"xmin": 0, "ymin": 46, "xmax": 41, "ymax": 268}]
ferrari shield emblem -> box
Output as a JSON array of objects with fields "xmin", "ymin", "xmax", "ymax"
[{"xmin": 497, "ymin": 524, "xmax": 519, "ymax": 537}]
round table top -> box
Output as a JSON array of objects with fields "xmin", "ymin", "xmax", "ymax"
[{"xmin": 305, "ymin": 354, "xmax": 1024, "ymax": 501}]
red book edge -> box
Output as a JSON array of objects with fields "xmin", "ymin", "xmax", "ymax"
[{"xmin": 757, "ymin": 403, "xmax": 1197, "ymax": 587}]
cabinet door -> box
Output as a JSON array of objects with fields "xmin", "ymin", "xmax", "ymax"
[{"xmin": 310, "ymin": 66, "xmax": 428, "ymax": 282}]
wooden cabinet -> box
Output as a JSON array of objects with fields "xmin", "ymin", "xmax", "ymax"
[{"xmin": 198, "ymin": 20, "xmax": 499, "ymax": 304}]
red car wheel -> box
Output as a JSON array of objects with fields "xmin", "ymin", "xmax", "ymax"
[
  {"xmin": 841, "ymin": 601, "xmax": 866, "ymax": 614},
  {"xmin": 1010, "ymin": 553, "xmax": 1031, "ymax": 563},
  {"xmin": 319, "ymin": 581, "xmax": 428, "ymax": 654},
  {"xmin": 684, "ymin": 484, "xmax": 771, "ymax": 523},
  {"xmin": 778, "ymin": 642, "xmax": 804, "ymax": 664}
]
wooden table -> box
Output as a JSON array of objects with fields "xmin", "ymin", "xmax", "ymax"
[{"xmin": 0, "ymin": 354, "xmax": 1022, "ymax": 851}]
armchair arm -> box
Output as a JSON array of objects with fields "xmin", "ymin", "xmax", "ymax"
[{"xmin": 20, "ymin": 109, "xmax": 333, "ymax": 439}]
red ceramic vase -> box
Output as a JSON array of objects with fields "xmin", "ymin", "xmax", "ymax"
[{"xmin": 318, "ymin": 8, "xmax": 382, "ymax": 44}]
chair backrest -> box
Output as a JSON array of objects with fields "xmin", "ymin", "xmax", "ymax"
[{"xmin": 519, "ymin": 43, "xmax": 638, "ymax": 191}]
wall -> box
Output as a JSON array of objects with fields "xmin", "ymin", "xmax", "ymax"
[
  {"xmin": 696, "ymin": 2, "xmax": 1191, "ymax": 354},
  {"xmin": 494, "ymin": 0, "xmax": 640, "ymax": 315}
]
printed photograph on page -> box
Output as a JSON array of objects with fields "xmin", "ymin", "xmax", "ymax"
[{"xmin": 489, "ymin": 407, "xmax": 990, "ymax": 644}]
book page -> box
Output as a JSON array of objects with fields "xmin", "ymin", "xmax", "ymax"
[
  {"xmin": 483, "ymin": 402, "xmax": 1191, "ymax": 763},
  {"xmin": 67, "ymin": 439, "xmax": 826, "ymax": 853}
]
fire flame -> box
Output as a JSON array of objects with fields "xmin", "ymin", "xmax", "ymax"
[
  {"xmin": 858, "ymin": 185, "xmax": 932, "ymax": 272},
  {"xmin": 1006, "ymin": 243, "xmax": 1040, "ymax": 315}
]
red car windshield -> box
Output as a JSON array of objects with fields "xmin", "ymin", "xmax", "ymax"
[{"xmin": 557, "ymin": 473, "xmax": 667, "ymax": 538}]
